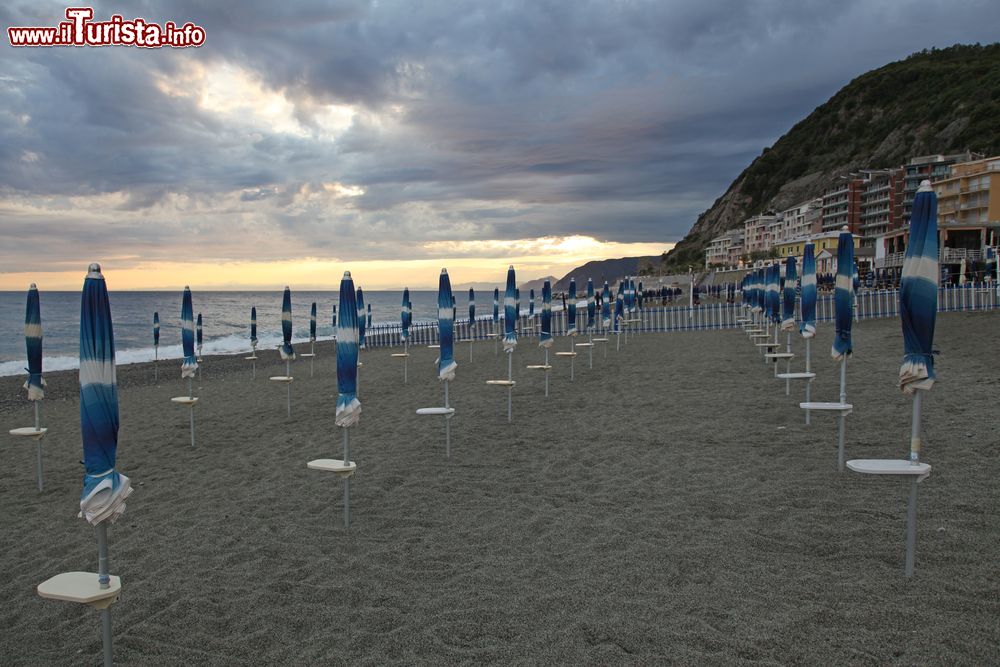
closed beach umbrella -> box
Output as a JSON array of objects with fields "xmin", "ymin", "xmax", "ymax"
[
  {"xmin": 782, "ymin": 257, "xmax": 797, "ymax": 331},
  {"xmin": 451, "ymin": 295, "xmax": 456, "ymax": 323},
  {"xmin": 586, "ymin": 278, "xmax": 596, "ymax": 330},
  {"xmin": 280, "ymin": 287, "xmax": 295, "ymax": 360},
  {"xmin": 469, "ymin": 288, "xmax": 476, "ymax": 327},
  {"xmin": 22, "ymin": 285, "xmax": 45, "ymax": 402},
  {"xmin": 768, "ymin": 264, "xmax": 781, "ymax": 324},
  {"xmin": 493, "ymin": 287, "xmax": 500, "ymax": 326},
  {"xmin": 833, "ymin": 232, "xmax": 854, "ymax": 360},
  {"xmin": 152, "ymin": 311, "xmax": 159, "ymax": 354},
  {"xmin": 529, "ymin": 289, "xmax": 535, "ymax": 318},
  {"xmin": 356, "ymin": 287, "xmax": 366, "ymax": 349},
  {"xmin": 540, "ymin": 280, "xmax": 553, "ymax": 348},
  {"xmin": 515, "ymin": 288, "xmax": 521, "ymax": 328},
  {"xmin": 336, "ymin": 272, "xmax": 361, "ymax": 426},
  {"xmin": 899, "ymin": 183, "xmax": 938, "ymax": 395},
  {"xmin": 567, "ymin": 278, "xmax": 578, "ymax": 335},
  {"xmin": 801, "ymin": 244, "xmax": 817, "ymax": 338},
  {"xmin": 439, "ymin": 269, "xmax": 457, "ymax": 381},
  {"xmin": 196, "ymin": 314, "xmax": 203, "ymax": 355},
  {"xmin": 401, "ymin": 288, "xmax": 411, "ymax": 343},
  {"xmin": 79, "ymin": 263, "xmax": 132, "ymax": 524},
  {"xmin": 614, "ymin": 288, "xmax": 623, "ymax": 333},
  {"xmin": 310, "ymin": 302, "xmax": 317, "ymax": 342},
  {"xmin": 601, "ymin": 281, "xmax": 611, "ymax": 328},
  {"xmin": 181, "ymin": 287, "xmax": 197, "ymax": 378},
  {"xmin": 250, "ymin": 307, "xmax": 257, "ymax": 346},
  {"xmin": 366, "ymin": 302, "xmax": 372, "ymax": 330},
  {"xmin": 504, "ymin": 266, "xmax": 517, "ymax": 351}
]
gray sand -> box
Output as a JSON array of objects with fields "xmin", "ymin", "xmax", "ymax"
[{"xmin": 1, "ymin": 312, "xmax": 998, "ymax": 665}]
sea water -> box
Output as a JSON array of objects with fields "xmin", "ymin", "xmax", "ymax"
[{"xmin": 0, "ymin": 290, "xmax": 448, "ymax": 376}]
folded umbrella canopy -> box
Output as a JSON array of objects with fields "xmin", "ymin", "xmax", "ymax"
[
  {"xmin": 469, "ymin": 288, "xmax": 476, "ymax": 332},
  {"xmin": 601, "ymin": 281, "xmax": 611, "ymax": 328},
  {"xmin": 356, "ymin": 287, "xmax": 366, "ymax": 350},
  {"xmin": 181, "ymin": 287, "xmax": 198, "ymax": 378},
  {"xmin": 833, "ymin": 232, "xmax": 854, "ymax": 361},
  {"xmin": 567, "ymin": 278, "xmax": 577, "ymax": 335},
  {"xmin": 336, "ymin": 272, "xmax": 361, "ymax": 427},
  {"xmin": 899, "ymin": 183, "xmax": 938, "ymax": 395},
  {"xmin": 540, "ymin": 280, "xmax": 553, "ymax": 348},
  {"xmin": 196, "ymin": 314, "xmax": 203, "ymax": 356},
  {"xmin": 493, "ymin": 287, "xmax": 500, "ymax": 327},
  {"xmin": 782, "ymin": 257, "xmax": 797, "ymax": 332},
  {"xmin": 586, "ymin": 278, "xmax": 596, "ymax": 330},
  {"xmin": 367, "ymin": 303, "xmax": 372, "ymax": 330},
  {"xmin": 800, "ymin": 244, "xmax": 817, "ymax": 339},
  {"xmin": 439, "ymin": 269, "xmax": 457, "ymax": 381},
  {"xmin": 79, "ymin": 264, "xmax": 132, "ymax": 525},
  {"xmin": 152, "ymin": 311, "xmax": 159, "ymax": 357},
  {"xmin": 250, "ymin": 307, "xmax": 257, "ymax": 348},
  {"xmin": 529, "ymin": 289, "xmax": 535, "ymax": 318},
  {"xmin": 401, "ymin": 288, "xmax": 411, "ymax": 343},
  {"xmin": 280, "ymin": 287, "xmax": 295, "ymax": 360},
  {"xmin": 310, "ymin": 302, "xmax": 317, "ymax": 342},
  {"xmin": 503, "ymin": 266, "xmax": 517, "ymax": 351},
  {"xmin": 767, "ymin": 264, "xmax": 781, "ymax": 325},
  {"xmin": 25, "ymin": 284, "xmax": 45, "ymax": 401}
]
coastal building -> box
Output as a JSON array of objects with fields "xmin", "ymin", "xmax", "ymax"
[
  {"xmin": 727, "ymin": 230, "xmax": 746, "ymax": 266},
  {"xmin": 901, "ymin": 152, "xmax": 982, "ymax": 224},
  {"xmin": 779, "ymin": 198, "xmax": 823, "ymax": 241},
  {"xmin": 705, "ymin": 229, "xmax": 746, "ymax": 268},
  {"xmin": 858, "ymin": 169, "xmax": 904, "ymax": 244},
  {"xmin": 743, "ymin": 214, "xmax": 777, "ymax": 255},
  {"xmin": 773, "ymin": 230, "xmax": 864, "ymax": 274},
  {"xmin": 874, "ymin": 156, "xmax": 1000, "ymax": 280},
  {"xmin": 821, "ymin": 177, "xmax": 865, "ymax": 234}
]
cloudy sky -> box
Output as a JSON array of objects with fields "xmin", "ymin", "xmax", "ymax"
[{"xmin": 2, "ymin": 0, "xmax": 997, "ymax": 289}]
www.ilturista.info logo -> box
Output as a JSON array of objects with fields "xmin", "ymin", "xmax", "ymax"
[{"xmin": 8, "ymin": 7, "xmax": 206, "ymax": 48}]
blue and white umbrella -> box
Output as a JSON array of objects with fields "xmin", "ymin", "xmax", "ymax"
[
  {"xmin": 493, "ymin": 287, "xmax": 500, "ymax": 328},
  {"xmin": 637, "ymin": 280, "xmax": 644, "ymax": 310},
  {"xmin": 310, "ymin": 302, "xmax": 317, "ymax": 342},
  {"xmin": 181, "ymin": 287, "xmax": 198, "ymax": 378},
  {"xmin": 250, "ymin": 307, "xmax": 258, "ymax": 347},
  {"xmin": 515, "ymin": 288, "xmax": 521, "ymax": 330},
  {"xmin": 356, "ymin": 287, "xmax": 366, "ymax": 350},
  {"xmin": 833, "ymin": 232, "xmax": 854, "ymax": 361},
  {"xmin": 196, "ymin": 313, "xmax": 203, "ymax": 356},
  {"xmin": 451, "ymin": 294, "xmax": 456, "ymax": 323},
  {"xmin": 280, "ymin": 287, "xmax": 295, "ymax": 360},
  {"xmin": 800, "ymin": 243, "xmax": 817, "ymax": 338},
  {"xmin": 614, "ymin": 287, "xmax": 624, "ymax": 333},
  {"xmin": 152, "ymin": 310, "xmax": 159, "ymax": 356},
  {"xmin": 899, "ymin": 184, "xmax": 938, "ymax": 395},
  {"xmin": 767, "ymin": 264, "xmax": 781, "ymax": 324},
  {"xmin": 366, "ymin": 303, "xmax": 372, "ymax": 330},
  {"xmin": 503, "ymin": 265, "xmax": 517, "ymax": 351},
  {"xmin": 540, "ymin": 280, "xmax": 553, "ymax": 348},
  {"xmin": 79, "ymin": 264, "xmax": 132, "ymax": 525},
  {"xmin": 586, "ymin": 278, "xmax": 596, "ymax": 330},
  {"xmin": 529, "ymin": 288, "xmax": 535, "ymax": 318},
  {"xmin": 336, "ymin": 272, "xmax": 361, "ymax": 427},
  {"xmin": 601, "ymin": 281, "xmax": 611, "ymax": 328},
  {"xmin": 782, "ymin": 257, "xmax": 797, "ymax": 331},
  {"xmin": 22, "ymin": 285, "xmax": 44, "ymax": 402},
  {"xmin": 469, "ymin": 288, "xmax": 476, "ymax": 331},
  {"xmin": 438, "ymin": 269, "xmax": 457, "ymax": 381},
  {"xmin": 567, "ymin": 278, "xmax": 578, "ymax": 335},
  {"xmin": 401, "ymin": 288, "xmax": 411, "ymax": 343}
]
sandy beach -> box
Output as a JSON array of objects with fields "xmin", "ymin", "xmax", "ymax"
[{"xmin": 1, "ymin": 311, "xmax": 998, "ymax": 665}]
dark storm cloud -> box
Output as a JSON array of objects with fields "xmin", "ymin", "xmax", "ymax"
[{"xmin": 2, "ymin": 0, "xmax": 999, "ymax": 268}]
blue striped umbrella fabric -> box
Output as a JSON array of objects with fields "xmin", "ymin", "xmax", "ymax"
[
  {"xmin": 332, "ymin": 304, "xmax": 337, "ymax": 329},
  {"xmin": 515, "ymin": 288, "xmax": 521, "ymax": 325},
  {"xmin": 25, "ymin": 284, "xmax": 44, "ymax": 400},
  {"xmin": 852, "ymin": 261, "xmax": 860, "ymax": 294},
  {"xmin": 899, "ymin": 183, "xmax": 938, "ymax": 394},
  {"xmin": 356, "ymin": 287, "xmax": 366, "ymax": 349},
  {"xmin": 310, "ymin": 302, "xmax": 317, "ymax": 341},
  {"xmin": 196, "ymin": 314, "xmax": 203, "ymax": 355},
  {"xmin": 567, "ymin": 278, "xmax": 578, "ymax": 334},
  {"xmin": 401, "ymin": 288, "xmax": 411, "ymax": 342},
  {"xmin": 181, "ymin": 287, "xmax": 198, "ymax": 377},
  {"xmin": 832, "ymin": 232, "xmax": 854, "ymax": 360},
  {"xmin": 529, "ymin": 289, "xmax": 535, "ymax": 318},
  {"xmin": 637, "ymin": 281, "xmax": 644, "ymax": 309},
  {"xmin": 767, "ymin": 265, "xmax": 781, "ymax": 323},
  {"xmin": 503, "ymin": 265, "xmax": 517, "ymax": 351},
  {"xmin": 451, "ymin": 295, "xmax": 456, "ymax": 322},
  {"xmin": 586, "ymin": 278, "xmax": 595, "ymax": 330},
  {"xmin": 152, "ymin": 311, "xmax": 159, "ymax": 347},
  {"xmin": 335, "ymin": 272, "xmax": 361, "ymax": 427},
  {"xmin": 800, "ymin": 243, "xmax": 817, "ymax": 338},
  {"xmin": 601, "ymin": 281, "xmax": 611, "ymax": 327},
  {"xmin": 782, "ymin": 257, "xmax": 797, "ymax": 331},
  {"xmin": 469, "ymin": 287, "xmax": 476, "ymax": 326},
  {"xmin": 250, "ymin": 307, "xmax": 257, "ymax": 346},
  {"xmin": 614, "ymin": 288, "xmax": 623, "ymax": 332},
  {"xmin": 280, "ymin": 287, "xmax": 295, "ymax": 360},
  {"xmin": 493, "ymin": 288, "xmax": 499, "ymax": 326},
  {"xmin": 540, "ymin": 280, "xmax": 553, "ymax": 348},
  {"xmin": 438, "ymin": 269, "xmax": 457, "ymax": 380},
  {"xmin": 79, "ymin": 264, "xmax": 131, "ymax": 524}
]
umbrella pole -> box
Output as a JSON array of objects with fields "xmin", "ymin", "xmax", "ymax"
[
  {"xmin": 404, "ymin": 341, "xmax": 408, "ymax": 384},
  {"xmin": 507, "ymin": 350, "xmax": 513, "ymax": 423},
  {"xmin": 544, "ymin": 348, "xmax": 549, "ymax": 397},
  {"xmin": 154, "ymin": 346, "xmax": 158, "ymax": 382},
  {"xmin": 785, "ymin": 332, "xmax": 791, "ymax": 393},
  {"xmin": 188, "ymin": 377, "xmax": 195, "ymax": 448},
  {"xmin": 343, "ymin": 427, "xmax": 351, "ymax": 529},
  {"xmin": 310, "ymin": 341, "xmax": 315, "ymax": 377},
  {"xmin": 588, "ymin": 333, "xmax": 593, "ymax": 369},
  {"xmin": 805, "ymin": 338, "xmax": 812, "ymax": 425},
  {"xmin": 569, "ymin": 337, "xmax": 575, "ymax": 382},
  {"xmin": 905, "ymin": 390, "xmax": 923, "ymax": 577},
  {"xmin": 95, "ymin": 522, "xmax": 113, "ymax": 667},
  {"xmin": 444, "ymin": 381, "xmax": 451, "ymax": 457},
  {"xmin": 286, "ymin": 360, "xmax": 291, "ymax": 417},
  {"xmin": 837, "ymin": 357, "xmax": 847, "ymax": 472}
]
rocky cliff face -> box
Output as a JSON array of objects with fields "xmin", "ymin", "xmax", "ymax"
[{"xmin": 663, "ymin": 44, "xmax": 1000, "ymax": 269}]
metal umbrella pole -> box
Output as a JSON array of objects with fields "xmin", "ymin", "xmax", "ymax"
[
  {"xmin": 507, "ymin": 350, "xmax": 513, "ymax": 423},
  {"xmin": 95, "ymin": 523, "xmax": 113, "ymax": 667},
  {"xmin": 342, "ymin": 427, "xmax": 351, "ymax": 528},
  {"xmin": 188, "ymin": 377, "xmax": 195, "ymax": 448},
  {"xmin": 285, "ymin": 360, "xmax": 291, "ymax": 417},
  {"xmin": 804, "ymin": 338, "xmax": 811, "ymax": 425},
  {"xmin": 444, "ymin": 381, "xmax": 451, "ymax": 457},
  {"xmin": 905, "ymin": 390, "xmax": 923, "ymax": 578},
  {"xmin": 34, "ymin": 401, "xmax": 43, "ymax": 491},
  {"xmin": 837, "ymin": 357, "xmax": 847, "ymax": 471},
  {"xmin": 544, "ymin": 348, "xmax": 549, "ymax": 397}
]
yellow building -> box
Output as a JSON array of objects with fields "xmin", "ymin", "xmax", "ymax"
[{"xmin": 773, "ymin": 230, "xmax": 861, "ymax": 259}]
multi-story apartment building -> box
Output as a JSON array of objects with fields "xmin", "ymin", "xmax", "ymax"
[
  {"xmin": 704, "ymin": 229, "xmax": 746, "ymax": 268},
  {"xmin": 821, "ymin": 177, "xmax": 865, "ymax": 233},
  {"xmin": 743, "ymin": 214, "xmax": 777, "ymax": 254},
  {"xmin": 858, "ymin": 168, "xmax": 904, "ymax": 244},
  {"xmin": 901, "ymin": 152, "xmax": 982, "ymax": 224},
  {"xmin": 780, "ymin": 198, "xmax": 823, "ymax": 240},
  {"xmin": 726, "ymin": 230, "xmax": 746, "ymax": 266}
]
